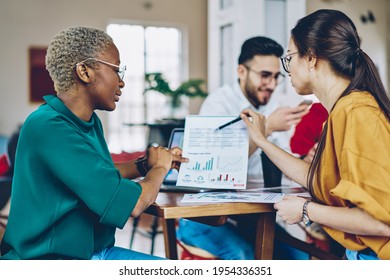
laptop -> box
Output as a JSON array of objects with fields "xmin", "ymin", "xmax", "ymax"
[
  {"xmin": 162, "ymin": 128, "xmax": 184, "ymax": 185},
  {"xmin": 161, "ymin": 128, "xmax": 211, "ymax": 193}
]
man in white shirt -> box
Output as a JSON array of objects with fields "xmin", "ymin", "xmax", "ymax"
[
  {"xmin": 200, "ymin": 83, "xmax": 307, "ymax": 184},
  {"xmin": 201, "ymin": 37, "xmax": 309, "ymax": 184},
  {"xmin": 177, "ymin": 36, "xmax": 310, "ymax": 260}
]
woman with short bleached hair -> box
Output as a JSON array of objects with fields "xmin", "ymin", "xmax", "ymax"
[{"xmin": 1, "ymin": 26, "xmax": 187, "ymax": 260}]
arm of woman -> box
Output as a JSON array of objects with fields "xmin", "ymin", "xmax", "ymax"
[
  {"xmin": 131, "ymin": 146, "xmax": 188, "ymax": 217},
  {"xmin": 241, "ymin": 109, "xmax": 310, "ymax": 187},
  {"xmin": 115, "ymin": 160, "xmax": 141, "ymax": 179},
  {"xmin": 274, "ymin": 196, "xmax": 390, "ymax": 237}
]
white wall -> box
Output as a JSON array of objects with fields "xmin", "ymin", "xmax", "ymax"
[
  {"xmin": 307, "ymin": 0, "xmax": 389, "ymax": 91},
  {"xmin": 0, "ymin": 0, "xmax": 207, "ymax": 135},
  {"xmin": 1, "ymin": 0, "xmax": 388, "ymax": 136}
]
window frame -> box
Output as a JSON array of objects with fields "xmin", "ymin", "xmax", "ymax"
[{"xmin": 105, "ymin": 19, "xmax": 189, "ymax": 153}]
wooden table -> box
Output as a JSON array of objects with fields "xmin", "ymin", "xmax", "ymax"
[{"xmin": 145, "ymin": 192, "xmax": 277, "ymax": 260}]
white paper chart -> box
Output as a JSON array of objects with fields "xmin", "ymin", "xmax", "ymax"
[{"xmin": 176, "ymin": 115, "xmax": 249, "ymax": 190}]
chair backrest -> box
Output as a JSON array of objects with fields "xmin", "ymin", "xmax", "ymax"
[
  {"xmin": 6, "ymin": 127, "xmax": 20, "ymax": 175},
  {"xmin": 0, "ymin": 127, "xmax": 21, "ymax": 233},
  {"xmin": 0, "ymin": 178, "xmax": 12, "ymax": 210},
  {"xmin": 261, "ymin": 152, "xmax": 282, "ymax": 187},
  {"xmin": 0, "ymin": 135, "xmax": 7, "ymax": 155},
  {"xmin": 275, "ymin": 226, "xmax": 343, "ymax": 260}
]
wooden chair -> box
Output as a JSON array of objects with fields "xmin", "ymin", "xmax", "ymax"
[
  {"xmin": 0, "ymin": 179, "xmax": 11, "ymax": 230},
  {"xmin": 261, "ymin": 152, "xmax": 344, "ymax": 260},
  {"xmin": 274, "ymin": 225, "xmax": 344, "ymax": 260},
  {"xmin": 129, "ymin": 214, "xmax": 163, "ymax": 255}
]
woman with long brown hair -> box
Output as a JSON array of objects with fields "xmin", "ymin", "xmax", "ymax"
[{"xmin": 241, "ymin": 9, "xmax": 390, "ymax": 260}]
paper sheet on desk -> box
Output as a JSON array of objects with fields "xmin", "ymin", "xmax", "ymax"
[
  {"xmin": 181, "ymin": 192, "xmax": 284, "ymax": 203},
  {"xmin": 239, "ymin": 185, "xmax": 311, "ymax": 198}
]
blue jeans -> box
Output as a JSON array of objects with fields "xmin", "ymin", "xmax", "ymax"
[
  {"xmin": 345, "ymin": 249, "xmax": 379, "ymax": 260},
  {"xmin": 177, "ymin": 219, "xmax": 309, "ymax": 260},
  {"xmin": 91, "ymin": 246, "xmax": 165, "ymax": 260}
]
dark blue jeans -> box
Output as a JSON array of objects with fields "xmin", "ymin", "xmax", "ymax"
[{"xmin": 346, "ymin": 249, "xmax": 379, "ymax": 260}]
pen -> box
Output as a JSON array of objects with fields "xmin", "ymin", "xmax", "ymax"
[{"xmin": 215, "ymin": 116, "xmax": 242, "ymax": 131}]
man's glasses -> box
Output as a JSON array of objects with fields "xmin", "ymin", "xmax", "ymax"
[
  {"xmin": 244, "ymin": 65, "xmax": 285, "ymax": 84},
  {"xmin": 280, "ymin": 51, "xmax": 298, "ymax": 73},
  {"xmin": 75, "ymin": 58, "xmax": 127, "ymax": 81}
]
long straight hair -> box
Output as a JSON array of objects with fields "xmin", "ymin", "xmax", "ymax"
[{"xmin": 291, "ymin": 9, "xmax": 390, "ymax": 203}]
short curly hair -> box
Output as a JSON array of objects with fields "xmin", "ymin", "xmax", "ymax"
[{"xmin": 46, "ymin": 26, "xmax": 114, "ymax": 93}]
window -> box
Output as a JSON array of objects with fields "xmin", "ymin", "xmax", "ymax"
[{"xmin": 106, "ymin": 23, "xmax": 184, "ymax": 153}]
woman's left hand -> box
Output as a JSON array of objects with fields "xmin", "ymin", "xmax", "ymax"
[{"xmin": 274, "ymin": 196, "xmax": 308, "ymax": 224}]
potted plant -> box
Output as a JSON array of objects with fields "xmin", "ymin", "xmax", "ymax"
[{"xmin": 144, "ymin": 72, "xmax": 208, "ymax": 117}]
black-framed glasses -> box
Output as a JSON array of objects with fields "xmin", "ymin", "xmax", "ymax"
[
  {"xmin": 280, "ymin": 51, "xmax": 298, "ymax": 73},
  {"xmin": 243, "ymin": 65, "xmax": 285, "ymax": 84},
  {"xmin": 75, "ymin": 58, "xmax": 127, "ymax": 81}
]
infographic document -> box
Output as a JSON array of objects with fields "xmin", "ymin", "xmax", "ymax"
[{"xmin": 176, "ymin": 115, "xmax": 249, "ymax": 190}]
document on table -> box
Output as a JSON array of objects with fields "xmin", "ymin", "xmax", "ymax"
[
  {"xmin": 176, "ymin": 115, "xmax": 249, "ymax": 190},
  {"xmin": 180, "ymin": 185, "xmax": 310, "ymax": 204},
  {"xmin": 240, "ymin": 185, "xmax": 311, "ymax": 198},
  {"xmin": 181, "ymin": 192, "xmax": 284, "ymax": 203}
]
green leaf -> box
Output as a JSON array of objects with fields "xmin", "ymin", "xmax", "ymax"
[{"xmin": 144, "ymin": 72, "xmax": 208, "ymax": 102}]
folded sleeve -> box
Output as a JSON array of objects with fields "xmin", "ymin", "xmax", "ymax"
[
  {"xmin": 331, "ymin": 179, "xmax": 390, "ymax": 224},
  {"xmin": 99, "ymin": 180, "xmax": 142, "ymax": 228}
]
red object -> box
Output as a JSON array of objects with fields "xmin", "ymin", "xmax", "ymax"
[
  {"xmin": 110, "ymin": 151, "xmax": 146, "ymax": 163},
  {"xmin": 0, "ymin": 154, "xmax": 10, "ymax": 176},
  {"xmin": 290, "ymin": 103, "xmax": 328, "ymax": 156},
  {"xmin": 177, "ymin": 241, "xmax": 218, "ymax": 260},
  {"xmin": 180, "ymin": 248, "xmax": 218, "ymax": 260}
]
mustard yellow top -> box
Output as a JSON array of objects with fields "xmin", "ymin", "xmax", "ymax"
[{"xmin": 314, "ymin": 91, "xmax": 390, "ymax": 260}]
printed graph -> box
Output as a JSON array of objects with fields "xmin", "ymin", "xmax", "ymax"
[
  {"xmin": 210, "ymin": 173, "xmax": 237, "ymax": 182},
  {"xmin": 217, "ymin": 156, "xmax": 244, "ymax": 172},
  {"xmin": 186, "ymin": 157, "xmax": 214, "ymax": 171}
]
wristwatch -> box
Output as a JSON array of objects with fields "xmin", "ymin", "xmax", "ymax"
[
  {"xmin": 302, "ymin": 200, "xmax": 312, "ymax": 226},
  {"xmin": 135, "ymin": 156, "xmax": 149, "ymax": 177}
]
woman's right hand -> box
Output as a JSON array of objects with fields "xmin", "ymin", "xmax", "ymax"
[
  {"xmin": 146, "ymin": 146, "xmax": 189, "ymax": 173},
  {"xmin": 146, "ymin": 145, "xmax": 174, "ymax": 173},
  {"xmin": 240, "ymin": 109, "xmax": 268, "ymax": 147}
]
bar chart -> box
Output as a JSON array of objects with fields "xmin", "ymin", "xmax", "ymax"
[{"xmin": 187, "ymin": 157, "xmax": 214, "ymax": 171}]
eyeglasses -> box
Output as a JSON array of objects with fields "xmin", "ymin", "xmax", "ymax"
[
  {"xmin": 280, "ymin": 51, "xmax": 298, "ymax": 73},
  {"xmin": 243, "ymin": 65, "xmax": 285, "ymax": 84},
  {"xmin": 75, "ymin": 58, "xmax": 127, "ymax": 81}
]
